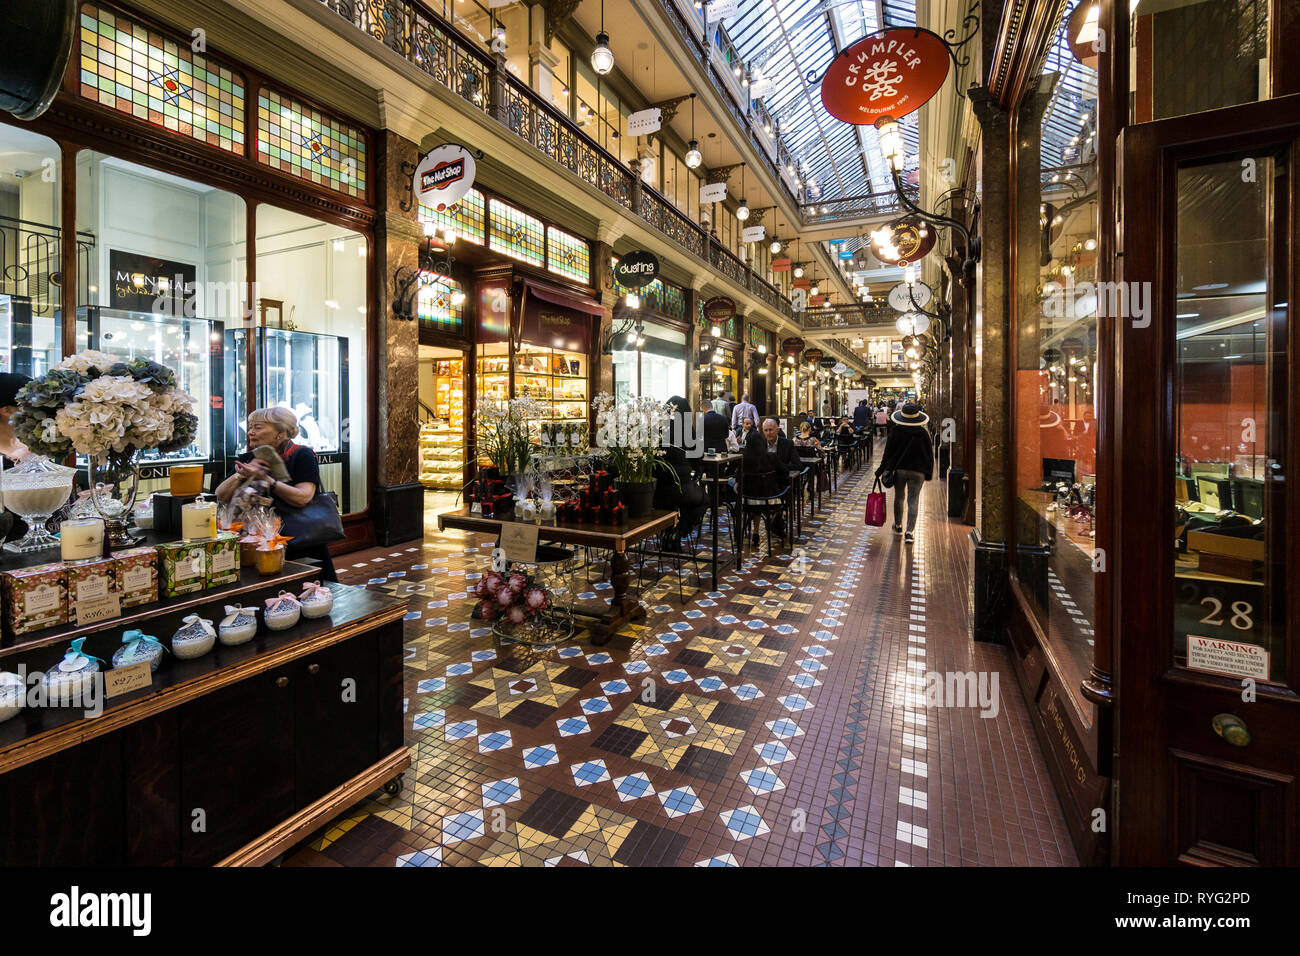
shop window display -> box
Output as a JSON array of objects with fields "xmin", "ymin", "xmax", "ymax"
[
  {"xmin": 78, "ymin": 2, "xmax": 246, "ymax": 157},
  {"xmin": 0, "ymin": 125, "xmax": 63, "ymax": 376},
  {"xmin": 74, "ymin": 149, "xmax": 247, "ymax": 491},
  {"xmin": 1171, "ymin": 153, "xmax": 1285, "ymax": 685},
  {"xmin": 418, "ymin": 347, "xmax": 466, "ymax": 490},
  {"xmin": 250, "ymin": 205, "xmax": 368, "ymax": 513}
]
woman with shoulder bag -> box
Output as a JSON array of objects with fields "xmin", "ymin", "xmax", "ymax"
[
  {"xmin": 874, "ymin": 402, "xmax": 933, "ymax": 544},
  {"xmin": 215, "ymin": 406, "xmax": 342, "ymax": 581}
]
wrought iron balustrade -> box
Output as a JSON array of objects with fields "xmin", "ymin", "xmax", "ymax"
[{"xmin": 0, "ymin": 216, "xmax": 96, "ymax": 316}]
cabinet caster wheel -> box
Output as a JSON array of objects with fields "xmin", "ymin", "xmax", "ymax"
[{"xmin": 382, "ymin": 773, "xmax": 405, "ymax": 796}]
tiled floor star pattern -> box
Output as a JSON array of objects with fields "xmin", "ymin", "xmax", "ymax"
[{"xmin": 285, "ymin": 465, "xmax": 1077, "ymax": 867}]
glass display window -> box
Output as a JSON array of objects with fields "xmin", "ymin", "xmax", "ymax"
[
  {"xmin": 1171, "ymin": 151, "xmax": 1284, "ymax": 685},
  {"xmin": 253, "ymin": 205, "xmax": 368, "ymax": 513},
  {"xmin": 0, "ymin": 125, "xmax": 64, "ymax": 373},
  {"xmin": 418, "ymin": 346, "xmax": 467, "ymax": 490}
]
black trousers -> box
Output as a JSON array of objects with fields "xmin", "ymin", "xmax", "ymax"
[{"xmin": 286, "ymin": 542, "xmax": 338, "ymax": 582}]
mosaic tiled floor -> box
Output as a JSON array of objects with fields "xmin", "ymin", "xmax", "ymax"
[{"xmin": 283, "ymin": 469, "xmax": 1077, "ymax": 867}]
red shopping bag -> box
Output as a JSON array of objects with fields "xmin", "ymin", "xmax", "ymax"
[{"xmin": 864, "ymin": 480, "xmax": 887, "ymax": 526}]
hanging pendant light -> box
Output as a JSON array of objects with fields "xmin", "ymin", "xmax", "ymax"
[
  {"xmin": 794, "ymin": 264, "xmax": 804, "ymax": 278},
  {"xmin": 591, "ymin": 0, "xmax": 613, "ymax": 75},
  {"xmin": 685, "ymin": 93, "xmax": 702, "ymax": 168},
  {"xmin": 735, "ymin": 164, "xmax": 749, "ymax": 221}
]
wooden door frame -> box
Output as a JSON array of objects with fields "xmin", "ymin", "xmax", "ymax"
[{"xmin": 1114, "ymin": 92, "xmax": 1300, "ymax": 865}]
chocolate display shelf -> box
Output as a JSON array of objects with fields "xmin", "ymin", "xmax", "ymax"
[
  {"xmin": 0, "ymin": 559, "xmax": 316, "ymax": 660},
  {"xmin": 0, "ymin": 582, "xmax": 408, "ymax": 866}
]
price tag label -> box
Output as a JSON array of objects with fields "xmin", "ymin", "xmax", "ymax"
[
  {"xmin": 76, "ymin": 592, "xmax": 122, "ymax": 626},
  {"xmin": 105, "ymin": 661, "xmax": 152, "ymax": 699},
  {"xmin": 212, "ymin": 550, "xmax": 236, "ymax": 573},
  {"xmin": 498, "ymin": 523, "xmax": 539, "ymax": 564},
  {"xmin": 123, "ymin": 566, "xmax": 152, "ymax": 591}
]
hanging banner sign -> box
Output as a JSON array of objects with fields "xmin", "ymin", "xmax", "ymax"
[
  {"xmin": 781, "ymin": 337, "xmax": 805, "ymax": 356},
  {"xmin": 749, "ymin": 77, "xmax": 774, "ymax": 99},
  {"xmin": 803, "ymin": 348, "xmax": 824, "ymax": 364},
  {"xmin": 792, "ymin": 278, "xmax": 810, "ymax": 290},
  {"xmin": 703, "ymin": 296, "xmax": 736, "ymax": 322},
  {"xmin": 706, "ymin": 0, "xmax": 738, "ymax": 21},
  {"xmin": 819, "ymin": 357, "xmax": 837, "ymax": 369},
  {"xmin": 809, "ymin": 295, "xmax": 826, "ymax": 307},
  {"xmin": 888, "ymin": 280, "xmax": 932, "ymax": 312},
  {"xmin": 414, "ymin": 144, "xmax": 477, "ymax": 211},
  {"xmin": 741, "ymin": 225, "xmax": 766, "ymax": 243},
  {"xmin": 819, "ymin": 28, "xmax": 952, "ymax": 125},
  {"xmin": 869, "ymin": 220, "xmax": 937, "ymax": 266},
  {"xmin": 771, "ymin": 257, "xmax": 792, "ymax": 273},
  {"xmin": 627, "ymin": 107, "xmax": 663, "ymax": 136},
  {"xmin": 700, "ymin": 182, "xmax": 728, "ymax": 204},
  {"xmin": 613, "ymin": 250, "xmax": 660, "ymax": 289}
]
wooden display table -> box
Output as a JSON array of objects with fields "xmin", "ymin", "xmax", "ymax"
[
  {"xmin": 438, "ymin": 507, "xmax": 676, "ymax": 644},
  {"xmin": 0, "ymin": 564, "xmax": 407, "ymax": 866}
]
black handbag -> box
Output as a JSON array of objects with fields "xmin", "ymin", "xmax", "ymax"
[{"xmin": 275, "ymin": 490, "xmax": 345, "ymax": 549}]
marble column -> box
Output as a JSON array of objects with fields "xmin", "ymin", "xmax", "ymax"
[{"xmin": 372, "ymin": 130, "xmax": 425, "ymax": 545}]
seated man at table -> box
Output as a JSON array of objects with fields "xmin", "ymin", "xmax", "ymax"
[{"xmin": 762, "ymin": 418, "xmax": 800, "ymax": 537}]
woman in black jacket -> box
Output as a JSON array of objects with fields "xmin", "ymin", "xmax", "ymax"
[
  {"xmin": 875, "ymin": 402, "xmax": 933, "ymax": 543},
  {"xmin": 656, "ymin": 396, "xmax": 708, "ymax": 553}
]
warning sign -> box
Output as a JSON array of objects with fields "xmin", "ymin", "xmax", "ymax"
[{"xmin": 1187, "ymin": 635, "xmax": 1270, "ymax": 680}]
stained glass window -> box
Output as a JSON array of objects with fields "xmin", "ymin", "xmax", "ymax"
[
  {"xmin": 546, "ymin": 226, "xmax": 590, "ymax": 284},
  {"xmin": 257, "ymin": 88, "xmax": 367, "ymax": 198},
  {"xmin": 78, "ymin": 3, "xmax": 245, "ymax": 155},
  {"xmin": 610, "ymin": 256, "xmax": 686, "ymax": 319},
  {"xmin": 419, "ymin": 189, "xmax": 485, "ymax": 245},
  {"xmin": 660, "ymin": 284, "xmax": 686, "ymax": 320},
  {"xmin": 417, "ymin": 273, "xmax": 465, "ymax": 333},
  {"xmin": 488, "ymin": 199, "xmax": 544, "ymax": 266}
]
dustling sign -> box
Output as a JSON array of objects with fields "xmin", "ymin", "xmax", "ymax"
[
  {"xmin": 819, "ymin": 28, "xmax": 951, "ymax": 125},
  {"xmin": 414, "ymin": 144, "xmax": 477, "ymax": 211},
  {"xmin": 613, "ymin": 251, "xmax": 660, "ymax": 289}
]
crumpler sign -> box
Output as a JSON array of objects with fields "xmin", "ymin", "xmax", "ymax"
[
  {"xmin": 819, "ymin": 28, "xmax": 951, "ymax": 125},
  {"xmin": 414, "ymin": 144, "xmax": 477, "ymax": 211},
  {"xmin": 613, "ymin": 251, "xmax": 660, "ymax": 288},
  {"xmin": 703, "ymin": 296, "xmax": 735, "ymax": 321}
]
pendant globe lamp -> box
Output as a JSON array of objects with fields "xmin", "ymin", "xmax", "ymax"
[
  {"xmin": 735, "ymin": 164, "xmax": 749, "ymax": 221},
  {"xmin": 685, "ymin": 93, "xmax": 702, "ymax": 168},
  {"xmin": 591, "ymin": 0, "xmax": 613, "ymax": 75}
]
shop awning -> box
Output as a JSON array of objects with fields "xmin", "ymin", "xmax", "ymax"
[{"xmin": 523, "ymin": 279, "xmax": 603, "ymax": 316}]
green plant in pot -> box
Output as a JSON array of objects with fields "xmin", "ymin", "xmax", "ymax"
[
  {"xmin": 592, "ymin": 392, "xmax": 676, "ymax": 518},
  {"xmin": 475, "ymin": 395, "xmax": 543, "ymax": 490}
]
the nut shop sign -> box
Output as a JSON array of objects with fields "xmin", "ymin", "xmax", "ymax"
[{"xmin": 819, "ymin": 28, "xmax": 950, "ymax": 125}]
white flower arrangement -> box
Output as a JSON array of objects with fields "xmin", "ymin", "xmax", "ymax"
[{"xmin": 592, "ymin": 392, "xmax": 675, "ymax": 484}]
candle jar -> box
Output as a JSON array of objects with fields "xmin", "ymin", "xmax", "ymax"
[
  {"xmin": 521, "ymin": 500, "xmax": 536, "ymax": 523},
  {"xmin": 170, "ymin": 615, "xmax": 216, "ymax": 660},
  {"xmin": 256, "ymin": 545, "xmax": 285, "ymax": 576},
  {"xmin": 169, "ymin": 464, "xmax": 205, "ymax": 497},
  {"xmin": 263, "ymin": 592, "xmax": 302, "ymax": 631},
  {"xmin": 218, "ymin": 605, "xmax": 259, "ymax": 646},
  {"xmin": 113, "ymin": 629, "xmax": 166, "ymax": 673},
  {"xmin": 180, "ymin": 499, "xmax": 217, "ymax": 541},
  {"xmin": 540, "ymin": 500, "xmax": 556, "ymax": 523},
  {"xmin": 60, "ymin": 517, "xmax": 105, "ymax": 564},
  {"xmin": 299, "ymin": 582, "xmax": 334, "ymax": 619},
  {"xmin": 42, "ymin": 639, "xmax": 101, "ymax": 706},
  {"xmin": 0, "ymin": 671, "xmax": 25, "ymax": 723}
]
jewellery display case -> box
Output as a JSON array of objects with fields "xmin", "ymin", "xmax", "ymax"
[
  {"xmin": 223, "ymin": 328, "xmax": 353, "ymax": 513},
  {"xmin": 0, "ymin": 296, "xmax": 60, "ymax": 378}
]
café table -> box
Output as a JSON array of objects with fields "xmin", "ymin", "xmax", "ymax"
[
  {"xmin": 694, "ymin": 453, "xmax": 744, "ymax": 583},
  {"xmin": 437, "ymin": 507, "xmax": 677, "ymax": 645}
]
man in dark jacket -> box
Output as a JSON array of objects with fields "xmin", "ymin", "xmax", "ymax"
[
  {"xmin": 762, "ymin": 418, "xmax": 800, "ymax": 483},
  {"xmin": 875, "ymin": 402, "xmax": 933, "ymax": 544},
  {"xmin": 702, "ymin": 398, "xmax": 733, "ymax": 454},
  {"xmin": 852, "ymin": 399, "xmax": 871, "ymax": 429}
]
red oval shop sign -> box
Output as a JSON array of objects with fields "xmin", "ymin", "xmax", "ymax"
[{"xmin": 820, "ymin": 28, "xmax": 951, "ymax": 125}]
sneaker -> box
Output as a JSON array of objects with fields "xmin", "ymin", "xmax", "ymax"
[
  {"xmin": 893, "ymin": 525, "xmax": 903, "ymax": 535},
  {"xmin": 905, "ymin": 532, "xmax": 914, "ymax": 544}
]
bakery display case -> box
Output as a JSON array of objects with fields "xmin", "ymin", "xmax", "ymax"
[
  {"xmin": 419, "ymin": 356, "xmax": 466, "ymax": 489},
  {"xmin": 475, "ymin": 341, "xmax": 590, "ymax": 455}
]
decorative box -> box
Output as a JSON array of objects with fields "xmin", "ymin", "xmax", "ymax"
[
  {"xmin": 1, "ymin": 563, "xmax": 67, "ymax": 638},
  {"xmin": 66, "ymin": 557, "xmax": 119, "ymax": 625},
  {"xmin": 205, "ymin": 532, "xmax": 241, "ymax": 587},
  {"xmin": 113, "ymin": 547, "xmax": 158, "ymax": 609},
  {"xmin": 155, "ymin": 541, "xmax": 207, "ymax": 597}
]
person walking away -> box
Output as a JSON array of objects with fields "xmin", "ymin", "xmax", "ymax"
[
  {"xmin": 852, "ymin": 399, "xmax": 871, "ymax": 430},
  {"xmin": 730, "ymin": 392, "xmax": 759, "ymax": 434},
  {"xmin": 875, "ymin": 402, "xmax": 933, "ymax": 544}
]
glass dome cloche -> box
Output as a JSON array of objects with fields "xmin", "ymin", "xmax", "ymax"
[{"xmin": 1, "ymin": 455, "xmax": 75, "ymax": 553}]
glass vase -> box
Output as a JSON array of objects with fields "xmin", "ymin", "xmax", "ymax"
[{"xmin": 88, "ymin": 454, "xmax": 143, "ymax": 550}]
